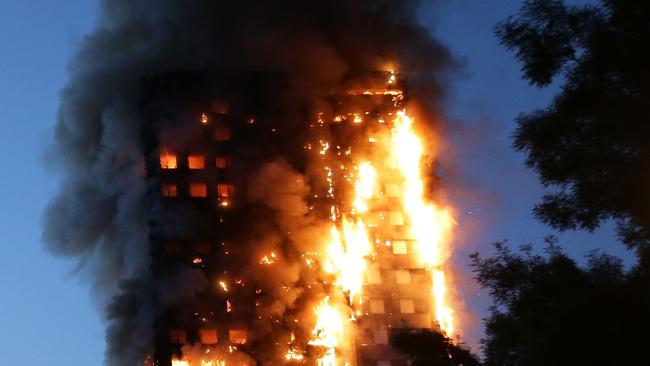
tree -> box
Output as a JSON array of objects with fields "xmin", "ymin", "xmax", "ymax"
[
  {"xmin": 496, "ymin": 0, "xmax": 650, "ymax": 251},
  {"xmin": 471, "ymin": 238, "xmax": 650, "ymax": 365},
  {"xmin": 390, "ymin": 328, "xmax": 480, "ymax": 366}
]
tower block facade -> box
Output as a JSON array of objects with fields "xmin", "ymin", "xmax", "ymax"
[{"xmin": 140, "ymin": 71, "xmax": 453, "ymax": 366}]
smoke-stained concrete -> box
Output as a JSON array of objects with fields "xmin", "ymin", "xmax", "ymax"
[{"xmin": 43, "ymin": 1, "xmax": 456, "ymax": 364}]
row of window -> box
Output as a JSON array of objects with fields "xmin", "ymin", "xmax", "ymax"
[
  {"xmin": 169, "ymin": 328, "xmax": 246, "ymax": 345},
  {"xmin": 160, "ymin": 153, "xmax": 231, "ymax": 170},
  {"xmin": 366, "ymin": 268, "xmax": 413, "ymax": 285},
  {"xmin": 368, "ymin": 298, "xmax": 417, "ymax": 314},
  {"xmin": 161, "ymin": 183, "xmax": 235, "ymax": 199}
]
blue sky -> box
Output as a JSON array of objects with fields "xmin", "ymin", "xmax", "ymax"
[
  {"xmin": 0, "ymin": 0, "xmax": 633, "ymax": 364},
  {"xmin": 0, "ymin": 1, "xmax": 102, "ymax": 364}
]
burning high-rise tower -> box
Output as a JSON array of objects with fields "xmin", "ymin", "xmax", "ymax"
[
  {"xmin": 45, "ymin": 2, "xmax": 460, "ymax": 365},
  {"xmin": 137, "ymin": 70, "xmax": 454, "ymax": 366}
]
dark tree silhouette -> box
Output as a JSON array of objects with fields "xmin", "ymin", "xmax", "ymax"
[
  {"xmin": 496, "ymin": 0, "xmax": 650, "ymax": 250},
  {"xmin": 471, "ymin": 238, "xmax": 650, "ymax": 365},
  {"xmin": 390, "ymin": 328, "xmax": 480, "ymax": 366}
]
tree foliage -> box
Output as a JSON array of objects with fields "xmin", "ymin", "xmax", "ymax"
[
  {"xmin": 471, "ymin": 239, "xmax": 650, "ymax": 365},
  {"xmin": 497, "ymin": 0, "xmax": 650, "ymax": 249},
  {"xmin": 390, "ymin": 328, "xmax": 479, "ymax": 366}
]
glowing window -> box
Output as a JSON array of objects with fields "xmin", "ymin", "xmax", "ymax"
[
  {"xmin": 385, "ymin": 183, "xmax": 400, "ymax": 197},
  {"xmin": 188, "ymin": 155, "xmax": 205, "ymax": 169},
  {"xmin": 399, "ymin": 299, "xmax": 415, "ymax": 314},
  {"xmin": 199, "ymin": 329, "xmax": 218, "ymax": 345},
  {"xmin": 213, "ymin": 127, "xmax": 232, "ymax": 141},
  {"xmin": 373, "ymin": 329, "xmax": 388, "ymax": 345},
  {"xmin": 161, "ymin": 184, "xmax": 178, "ymax": 197},
  {"xmin": 160, "ymin": 152, "xmax": 177, "ymax": 169},
  {"xmin": 389, "ymin": 212, "xmax": 404, "ymax": 226},
  {"xmin": 370, "ymin": 299, "xmax": 385, "ymax": 314},
  {"xmin": 392, "ymin": 241, "xmax": 408, "ymax": 255},
  {"xmin": 190, "ymin": 183, "xmax": 207, "ymax": 197},
  {"xmin": 229, "ymin": 329, "xmax": 247, "ymax": 344},
  {"xmin": 217, "ymin": 184, "xmax": 235, "ymax": 198},
  {"xmin": 366, "ymin": 268, "xmax": 381, "ymax": 284},
  {"xmin": 395, "ymin": 270, "xmax": 411, "ymax": 284},
  {"xmin": 169, "ymin": 329, "xmax": 187, "ymax": 344},
  {"xmin": 216, "ymin": 156, "xmax": 230, "ymax": 169}
]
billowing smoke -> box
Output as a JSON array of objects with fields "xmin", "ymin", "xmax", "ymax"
[{"xmin": 44, "ymin": 1, "xmax": 455, "ymax": 365}]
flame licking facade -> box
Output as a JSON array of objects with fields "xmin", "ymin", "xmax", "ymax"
[{"xmin": 141, "ymin": 71, "xmax": 455, "ymax": 366}]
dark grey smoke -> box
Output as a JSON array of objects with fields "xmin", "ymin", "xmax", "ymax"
[{"xmin": 44, "ymin": 1, "xmax": 455, "ymax": 364}]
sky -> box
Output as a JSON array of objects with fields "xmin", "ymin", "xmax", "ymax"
[{"xmin": 0, "ymin": 0, "xmax": 634, "ymax": 364}]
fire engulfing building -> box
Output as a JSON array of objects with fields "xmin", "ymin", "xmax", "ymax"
[{"xmin": 140, "ymin": 71, "xmax": 456, "ymax": 366}]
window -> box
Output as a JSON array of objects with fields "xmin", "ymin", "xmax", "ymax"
[
  {"xmin": 385, "ymin": 183, "xmax": 400, "ymax": 197},
  {"xmin": 190, "ymin": 183, "xmax": 207, "ymax": 197},
  {"xmin": 213, "ymin": 127, "xmax": 232, "ymax": 141},
  {"xmin": 366, "ymin": 268, "xmax": 381, "ymax": 284},
  {"xmin": 373, "ymin": 329, "xmax": 388, "ymax": 345},
  {"xmin": 199, "ymin": 329, "xmax": 218, "ymax": 345},
  {"xmin": 217, "ymin": 184, "xmax": 234, "ymax": 198},
  {"xmin": 216, "ymin": 156, "xmax": 230, "ymax": 169},
  {"xmin": 161, "ymin": 184, "xmax": 178, "ymax": 197},
  {"xmin": 395, "ymin": 270, "xmax": 411, "ymax": 284},
  {"xmin": 229, "ymin": 329, "xmax": 247, "ymax": 344},
  {"xmin": 392, "ymin": 241, "xmax": 408, "ymax": 255},
  {"xmin": 160, "ymin": 152, "xmax": 177, "ymax": 169},
  {"xmin": 389, "ymin": 212, "xmax": 404, "ymax": 226},
  {"xmin": 188, "ymin": 155, "xmax": 205, "ymax": 169},
  {"xmin": 169, "ymin": 329, "xmax": 187, "ymax": 344},
  {"xmin": 370, "ymin": 299, "xmax": 385, "ymax": 314},
  {"xmin": 399, "ymin": 299, "xmax": 415, "ymax": 314}
]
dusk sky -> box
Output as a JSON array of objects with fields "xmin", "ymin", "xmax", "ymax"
[{"xmin": 0, "ymin": 1, "xmax": 633, "ymax": 364}]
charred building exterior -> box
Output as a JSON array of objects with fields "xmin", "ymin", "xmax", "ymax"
[{"xmin": 139, "ymin": 71, "xmax": 449, "ymax": 366}]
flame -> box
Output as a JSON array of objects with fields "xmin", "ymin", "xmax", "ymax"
[
  {"xmin": 218, "ymin": 280, "xmax": 229, "ymax": 292},
  {"xmin": 352, "ymin": 162, "xmax": 376, "ymax": 213},
  {"xmin": 308, "ymin": 297, "xmax": 344, "ymax": 366},
  {"xmin": 391, "ymin": 110, "xmax": 455, "ymax": 334},
  {"xmin": 259, "ymin": 251, "xmax": 277, "ymax": 264},
  {"xmin": 323, "ymin": 162, "xmax": 376, "ymax": 305}
]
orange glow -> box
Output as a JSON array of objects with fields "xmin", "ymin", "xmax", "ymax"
[
  {"xmin": 162, "ymin": 184, "xmax": 178, "ymax": 197},
  {"xmin": 260, "ymin": 251, "xmax": 277, "ymax": 265},
  {"xmin": 391, "ymin": 110, "xmax": 455, "ymax": 334},
  {"xmin": 213, "ymin": 127, "xmax": 232, "ymax": 141},
  {"xmin": 309, "ymin": 94, "xmax": 458, "ymax": 365},
  {"xmin": 160, "ymin": 151, "xmax": 177, "ymax": 169},
  {"xmin": 216, "ymin": 156, "xmax": 230, "ymax": 169},
  {"xmin": 188, "ymin": 155, "xmax": 205, "ymax": 169},
  {"xmin": 229, "ymin": 329, "xmax": 247, "ymax": 344},
  {"xmin": 200, "ymin": 112, "xmax": 209, "ymax": 124},
  {"xmin": 190, "ymin": 183, "xmax": 207, "ymax": 197},
  {"xmin": 217, "ymin": 184, "xmax": 234, "ymax": 198},
  {"xmin": 218, "ymin": 280, "xmax": 229, "ymax": 292},
  {"xmin": 308, "ymin": 297, "xmax": 344, "ymax": 366},
  {"xmin": 199, "ymin": 329, "xmax": 218, "ymax": 345}
]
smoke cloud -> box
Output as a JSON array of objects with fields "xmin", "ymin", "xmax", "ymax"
[{"xmin": 44, "ymin": 1, "xmax": 456, "ymax": 364}]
